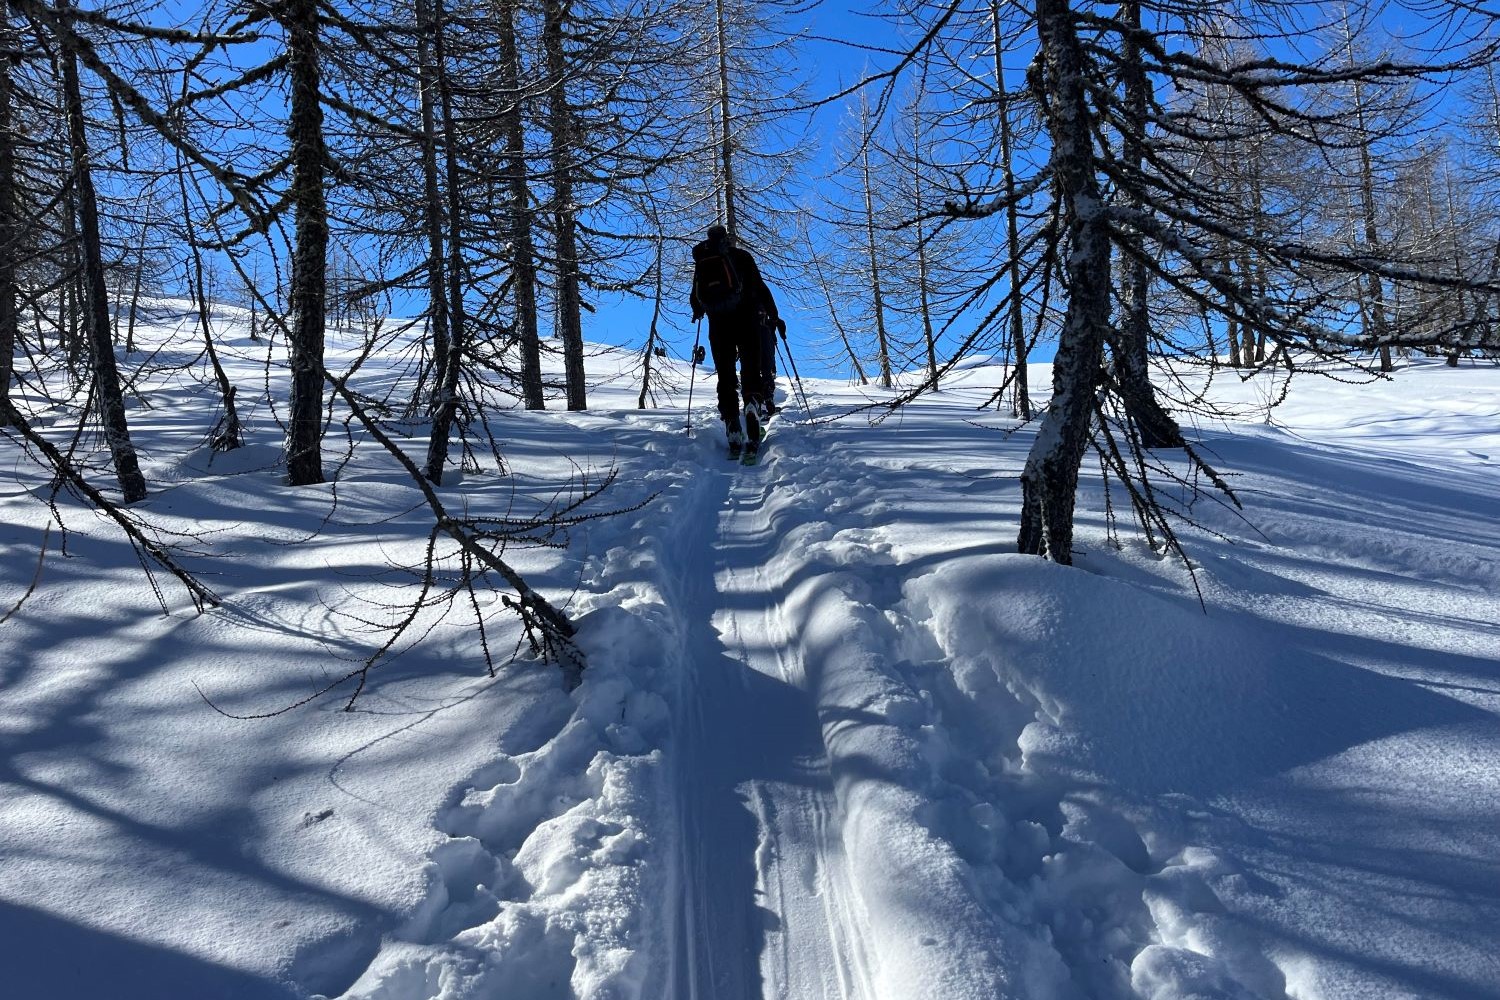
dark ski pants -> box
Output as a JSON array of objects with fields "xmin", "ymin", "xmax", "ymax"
[{"xmin": 709, "ymin": 316, "xmax": 766, "ymax": 429}]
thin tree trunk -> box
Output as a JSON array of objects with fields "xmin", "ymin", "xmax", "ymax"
[
  {"xmin": 707, "ymin": 98, "xmax": 724, "ymax": 222},
  {"xmin": 992, "ymin": 0, "xmax": 1029, "ymax": 418},
  {"xmin": 0, "ymin": 18, "xmax": 18, "ymax": 426},
  {"xmin": 859, "ymin": 135, "xmax": 893, "ymax": 389},
  {"xmin": 1359, "ymin": 138, "xmax": 1392, "ymax": 372},
  {"xmin": 415, "ymin": 0, "xmax": 450, "ymax": 413},
  {"xmin": 1111, "ymin": 0, "xmax": 1182, "ymax": 448},
  {"xmin": 424, "ymin": 0, "xmax": 469, "ymax": 483},
  {"xmin": 283, "ymin": 0, "xmax": 328, "ymax": 485},
  {"xmin": 125, "ymin": 242, "xmax": 144, "ymax": 355},
  {"xmin": 543, "ymin": 0, "xmax": 586, "ymax": 410},
  {"xmin": 178, "ymin": 163, "xmax": 241, "ymax": 450},
  {"xmin": 497, "ymin": 0, "xmax": 544, "ymax": 409},
  {"xmin": 909, "ymin": 73, "xmax": 938, "ymax": 388},
  {"xmin": 1342, "ymin": 16, "xmax": 1392, "ymax": 373},
  {"xmin": 59, "ymin": 0, "xmax": 145, "ymax": 501},
  {"xmin": 1443, "ymin": 171, "xmax": 1468, "ymax": 366},
  {"xmin": 1248, "ymin": 169, "xmax": 1269, "ymax": 363},
  {"xmin": 1226, "ymin": 312, "xmax": 1241, "ymax": 366},
  {"xmin": 638, "ymin": 235, "xmax": 664, "ymax": 408},
  {"xmin": 33, "ymin": 291, "xmax": 45, "ymax": 352},
  {"xmin": 914, "ymin": 204, "xmax": 938, "ymax": 387},
  {"xmin": 60, "ymin": 150, "xmax": 82, "ymax": 379},
  {"xmin": 1017, "ymin": 0, "xmax": 1109, "ymax": 564},
  {"xmin": 1227, "ymin": 264, "xmax": 1242, "ymax": 366},
  {"xmin": 713, "ymin": 0, "xmax": 737, "ymax": 237},
  {"xmin": 811, "ymin": 248, "xmax": 867, "ymax": 384},
  {"xmin": 246, "ymin": 271, "xmax": 259, "ymax": 341}
]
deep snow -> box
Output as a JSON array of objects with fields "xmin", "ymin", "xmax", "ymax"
[{"xmin": 1, "ymin": 310, "xmax": 1497, "ymax": 1000}]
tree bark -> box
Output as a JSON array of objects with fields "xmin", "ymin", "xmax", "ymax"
[
  {"xmin": 638, "ymin": 235, "xmax": 665, "ymax": 408},
  {"xmin": 859, "ymin": 133, "xmax": 893, "ymax": 389},
  {"xmin": 991, "ymin": 0, "xmax": 1030, "ymax": 418},
  {"xmin": 909, "ymin": 65, "xmax": 938, "ymax": 388},
  {"xmin": 177, "ymin": 167, "xmax": 241, "ymax": 451},
  {"xmin": 713, "ymin": 0, "xmax": 737, "ymax": 238},
  {"xmin": 1017, "ymin": 0, "xmax": 1109, "ymax": 564},
  {"xmin": 543, "ymin": 0, "xmax": 586, "ymax": 410},
  {"xmin": 0, "ymin": 18, "xmax": 18, "ymax": 425},
  {"xmin": 1111, "ymin": 0, "xmax": 1183, "ymax": 449},
  {"xmin": 283, "ymin": 0, "xmax": 328, "ymax": 485},
  {"xmin": 1341, "ymin": 16, "xmax": 1392, "ymax": 373},
  {"xmin": 124, "ymin": 225, "xmax": 147, "ymax": 355},
  {"xmin": 497, "ymin": 0, "xmax": 544, "ymax": 410},
  {"xmin": 425, "ymin": 0, "xmax": 470, "ymax": 484},
  {"xmin": 914, "ymin": 191, "xmax": 938, "ymax": 386},
  {"xmin": 415, "ymin": 0, "xmax": 450, "ymax": 413},
  {"xmin": 59, "ymin": 0, "xmax": 146, "ymax": 501}
]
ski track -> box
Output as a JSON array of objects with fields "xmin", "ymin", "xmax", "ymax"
[{"xmin": 669, "ymin": 448, "xmax": 875, "ymax": 1000}]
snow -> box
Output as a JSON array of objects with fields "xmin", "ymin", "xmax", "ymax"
[{"xmin": 2, "ymin": 313, "xmax": 1498, "ymax": 1000}]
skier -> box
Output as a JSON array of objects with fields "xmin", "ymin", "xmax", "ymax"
[{"xmin": 690, "ymin": 224, "xmax": 782, "ymax": 457}]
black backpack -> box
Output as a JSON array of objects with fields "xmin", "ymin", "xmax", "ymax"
[{"xmin": 693, "ymin": 241, "xmax": 743, "ymax": 315}]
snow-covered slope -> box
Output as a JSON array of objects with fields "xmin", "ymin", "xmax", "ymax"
[{"xmin": 2, "ymin": 314, "xmax": 1496, "ymax": 1000}]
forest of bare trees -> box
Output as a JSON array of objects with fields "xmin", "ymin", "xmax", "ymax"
[{"xmin": 3, "ymin": 0, "xmax": 1500, "ymax": 683}]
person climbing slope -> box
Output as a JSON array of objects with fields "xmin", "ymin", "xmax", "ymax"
[{"xmin": 690, "ymin": 224, "xmax": 782, "ymax": 459}]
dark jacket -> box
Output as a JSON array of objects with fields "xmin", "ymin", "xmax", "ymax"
[{"xmin": 691, "ymin": 242, "xmax": 779, "ymax": 325}]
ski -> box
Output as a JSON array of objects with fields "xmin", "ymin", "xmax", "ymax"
[{"xmin": 741, "ymin": 414, "xmax": 772, "ymax": 466}]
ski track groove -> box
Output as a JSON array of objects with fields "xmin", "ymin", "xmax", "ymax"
[{"xmin": 669, "ymin": 450, "xmax": 874, "ymax": 1000}]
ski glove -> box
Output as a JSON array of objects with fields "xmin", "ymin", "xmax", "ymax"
[
  {"xmin": 692, "ymin": 344, "xmax": 706, "ymax": 365},
  {"xmin": 776, "ymin": 318, "xmax": 787, "ymax": 335}
]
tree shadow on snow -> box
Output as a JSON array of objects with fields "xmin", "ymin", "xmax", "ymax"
[{"xmin": 0, "ymin": 899, "xmax": 302, "ymax": 1000}]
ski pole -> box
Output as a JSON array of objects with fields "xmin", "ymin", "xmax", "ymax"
[
  {"xmin": 777, "ymin": 327, "xmax": 811, "ymax": 414},
  {"xmin": 685, "ymin": 317, "xmax": 702, "ymax": 433}
]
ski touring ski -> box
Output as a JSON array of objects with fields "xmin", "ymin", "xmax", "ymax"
[{"xmin": 741, "ymin": 408, "xmax": 771, "ymax": 466}]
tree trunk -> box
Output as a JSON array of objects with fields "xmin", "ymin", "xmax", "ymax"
[
  {"xmin": 991, "ymin": 0, "xmax": 1030, "ymax": 418},
  {"xmin": 59, "ymin": 1, "xmax": 146, "ymax": 501},
  {"xmin": 0, "ymin": 19, "xmax": 18, "ymax": 426},
  {"xmin": 1342, "ymin": 17, "xmax": 1392, "ymax": 373},
  {"xmin": 178, "ymin": 166, "xmax": 241, "ymax": 451},
  {"xmin": 124, "ymin": 233, "xmax": 146, "ymax": 355},
  {"xmin": 1017, "ymin": 0, "xmax": 1109, "ymax": 564},
  {"xmin": 415, "ymin": 0, "xmax": 450, "ymax": 413},
  {"xmin": 812, "ymin": 249, "xmax": 868, "ymax": 385},
  {"xmin": 425, "ymin": 0, "xmax": 470, "ymax": 483},
  {"xmin": 283, "ymin": 0, "xmax": 328, "ymax": 485},
  {"xmin": 638, "ymin": 235, "xmax": 665, "ymax": 408},
  {"xmin": 909, "ymin": 84, "xmax": 938, "ymax": 388},
  {"xmin": 543, "ymin": 0, "xmax": 586, "ymax": 410},
  {"xmin": 1111, "ymin": 0, "xmax": 1183, "ymax": 449},
  {"xmin": 713, "ymin": 0, "xmax": 737, "ymax": 238},
  {"xmin": 497, "ymin": 0, "xmax": 544, "ymax": 410},
  {"xmin": 859, "ymin": 137, "xmax": 893, "ymax": 389},
  {"xmin": 1360, "ymin": 140, "xmax": 1392, "ymax": 372},
  {"xmin": 914, "ymin": 201, "xmax": 938, "ymax": 387},
  {"xmin": 246, "ymin": 271, "xmax": 259, "ymax": 341},
  {"xmin": 60, "ymin": 145, "xmax": 82, "ymax": 379},
  {"xmin": 1227, "ymin": 284, "xmax": 1242, "ymax": 368}
]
